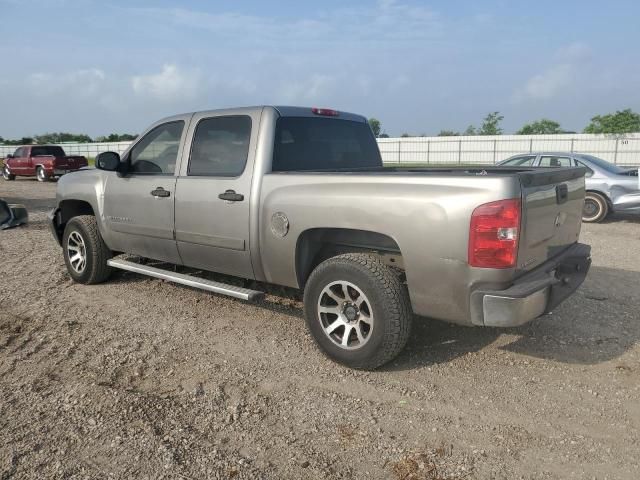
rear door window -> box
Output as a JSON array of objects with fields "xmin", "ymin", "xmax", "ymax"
[
  {"xmin": 188, "ymin": 116, "xmax": 252, "ymax": 177},
  {"xmin": 575, "ymin": 160, "xmax": 595, "ymax": 177},
  {"xmin": 539, "ymin": 156, "xmax": 572, "ymax": 167}
]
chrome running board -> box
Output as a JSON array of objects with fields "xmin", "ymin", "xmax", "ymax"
[{"xmin": 107, "ymin": 258, "xmax": 264, "ymax": 301}]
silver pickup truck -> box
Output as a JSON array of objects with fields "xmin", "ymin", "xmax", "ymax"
[{"xmin": 49, "ymin": 106, "xmax": 591, "ymax": 369}]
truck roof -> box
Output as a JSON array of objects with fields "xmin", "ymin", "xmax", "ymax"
[{"xmin": 156, "ymin": 106, "xmax": 367, "ymax": 125}]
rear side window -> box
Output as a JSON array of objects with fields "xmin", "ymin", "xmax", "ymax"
[
  {"xmin": 31, "ymin": 146, "xmax": 65, "ymax": 157},
  {"xmin": 502, "ymin": 155, "xmax": 536, "ymax": 166},
  {"xmin": 188, "ymin": 116, "xmax": 252, "ymax": 177},
  {"xmin": 575, "ymin": 160, "xmax": 594, "ymax": 177},
  {"xmin": 130, "ymin": 121, "xmax": 184, "ymax": 174},
  {"xmin": 539, "ymin": 156, "xmax": 572, "ymax": 167},
  {"xmin": 272, "ymin": 117, "xmax": 382, "ymax": 172}
]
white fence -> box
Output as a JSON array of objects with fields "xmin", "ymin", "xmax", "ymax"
[
  {"xmin": 2, "ymin": 133, "xmax": 639, "ymax": 166},
  {"xmin": 378, "ymin": 133, "xmax": 640, "ymax": 166}
]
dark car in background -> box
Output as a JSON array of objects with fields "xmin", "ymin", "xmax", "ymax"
[
  {"xmin": 2, "ymin": 145, "xmax": 88, "ymax": 182},
  {"xmin": 499, "ymin": 153, "xmax": 639, "ymax": 222}
]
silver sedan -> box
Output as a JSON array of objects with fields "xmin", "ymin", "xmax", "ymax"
[{"xmin": 499, "ymin": 152, "xmax": 639, "ymax": 222}]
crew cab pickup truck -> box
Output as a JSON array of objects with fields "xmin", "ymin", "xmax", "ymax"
[
  {"xmin": 48, "ymin": 106, "xmax": 591, "ymax": 369},
  {"xmin": 2, "ymin": 145, "xmax": 88, "ymax": 182}
]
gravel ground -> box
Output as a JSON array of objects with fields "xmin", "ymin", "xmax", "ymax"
[{"xmin": 1, "ymin": 178, "xmax": 639, "ymax": 480}]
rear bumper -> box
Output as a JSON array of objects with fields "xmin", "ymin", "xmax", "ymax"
[{"xmin": 470, "ymin": 243, "xmax": 591, "ymax": 327}]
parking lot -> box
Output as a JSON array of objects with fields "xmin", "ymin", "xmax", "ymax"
[{"xmin": 1, "ymin": 178, "xmax": 639, "ymax": 479}]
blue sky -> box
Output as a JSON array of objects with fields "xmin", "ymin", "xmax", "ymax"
[{"xmin": 1, "ymin": 0, "xmax": 639, "ymax": 137}]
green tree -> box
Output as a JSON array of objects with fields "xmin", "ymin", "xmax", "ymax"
[
  {"xmin": 400, "ymin": 133, "xmax": 412, "ymax": 138},
  {"xmin": 96, "ymin": 133, "xmax": 138, "ymax": 142},
  {"xmin": 517, "ymin": 119, "xmax": 562, "ymax": 135},
  {"xmin": 378, "ymin": 133, "xmax": 389, "ymax": 138},
  {"xmin": 368, "ymin": 118, "xmax": 382, "ymax": 137},
  {"xmin": 437, "ymin": 130, "xmax": 460, "ymax": 136},
  {"xmin": 583, "ymin": 109, "xmax": 640, "ymax": 134},
  {"xmin": 34, "ymin": 132, "xmax": 93, "ymax": 144},
  {"xmin": 463, "ymin": 125, "xmax": 477, "ymax": 136},
  {"xmin": 477, "ymin": 112, "xmax": 504, "ymax": 135}
]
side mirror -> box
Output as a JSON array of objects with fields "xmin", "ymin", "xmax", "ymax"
[
  {"xmin": 95, "ymin": 151, "xmax": 121, "ymax": 171},
  {"xmin": 0, "ymin": 199, "xmax": 28, "ymax": 230},
  {"xmin": 5, "ymin": 154, "xmax": 13, "ymax": 159}
]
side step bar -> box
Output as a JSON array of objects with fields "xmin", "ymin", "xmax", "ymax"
[{"xmin": 107, "ymin": 258, "xmax": 264, "ymax": 301}]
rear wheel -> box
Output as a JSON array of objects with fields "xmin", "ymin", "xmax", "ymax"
[
  {"xmin": 62, "ymin": 215, "xmax": 112, "ymax": 284},
  {"xmin": 303, "ymin": 253, "xmax": 412, "ymax": 370},
  {"xmin": 2, "ymin": 165, "xmax": 15, "ymax": 181},
  {"xmin": 36, "ymin": 166, "xmax": 49, "ymax": 182},
  {"xmin": 583, "ymin": 192, "xmax": 608, "ymax": 223}
]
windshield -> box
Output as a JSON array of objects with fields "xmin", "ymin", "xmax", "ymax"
[
  {"xmin": 579, "ymin": 154, "xmax": 629, "ymax": 174},
  {"xmin": 272, "ymin": 117, "xmax": 382, "ymax": 171},
  {"xmin": 31, "ymin": 146, "xmax": 66, "ymax": 157}
]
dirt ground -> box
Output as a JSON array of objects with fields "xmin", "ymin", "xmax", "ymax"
[{"xmin": 1, "ymin": 178, "xmax": 639, "ymax": 480}]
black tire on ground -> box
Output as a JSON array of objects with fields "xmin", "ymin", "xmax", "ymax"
[
  {"xmin": 303, "ymin": 253, "xmax": 412, "ymax": 370},
  {"xmin": 2, "ymin": 166, "xmax": 15, "ymax": 181},
  {"xmin": 583, "ymin": 192, "xmax": 609, "ymax": 223},
  {"xmin": 36, "ymin": 166, "xmax": 49, "ymax": 182},
  {"xmin": 62, "ymin": 215, "xmax": 113, "ymax": 284}
]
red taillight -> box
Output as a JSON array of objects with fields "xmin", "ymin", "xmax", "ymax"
[
  {"xmin": 468, "ymin": 198, "xmax": 521, "ymax": 269},
  {"xmin": 311, "ymin": 107, "xmax": 339, "ymax": 117}
]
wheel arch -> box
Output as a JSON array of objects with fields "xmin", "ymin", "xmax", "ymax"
[
  {"xmin": 295, "ymin": 228, "xmax": 403, "ymax": 288},
  {"xmin": 51, "ymin": 200, "xmax": 96, "ymax": 244},
  {"xmin": 586, "ymin": 189, "xmax": 612, "ymax": 207}
]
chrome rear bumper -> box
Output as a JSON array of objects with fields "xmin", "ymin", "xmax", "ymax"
[{"xmin": 470, "ymin": 243, "xmax": 591, "ymax": 327}]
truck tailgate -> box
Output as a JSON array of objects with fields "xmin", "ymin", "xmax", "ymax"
[
  {"xmin": 55, "ymin": 156, "xmax": 86, "ymax": 169},
  {"xmin": 517, "ymin": 167, "xmax": 585, "ymax": 274}
]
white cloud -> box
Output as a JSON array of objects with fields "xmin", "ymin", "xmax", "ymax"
[
  {"xmin": 126, "ymin": 1, "xmax": 441, "ymax": 47},
  {"xmin": 512, "ymin": 43, "xmax": 592, "ymax": 103},
  {"xmin": 131, "ymin": 64, "xmax": 201, "ymax": 101},
  {"xmin": 513, "ymin": 64, "xmax": 573, "ymax": 101},
  {"xmin": 27, "ymin": 68, "xmax": 105, "ymax": 97},
  {"xmin": 556, "ymin": 42, "xmax": 591, "ymax": 62},
  {"xmin": 278, "ymin": 74, "xmax": 338, "ymax": 103}
]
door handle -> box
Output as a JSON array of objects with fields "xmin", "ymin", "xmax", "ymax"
[
  {"xmin": 556, "ymin": 184, "xmax": 568, "ymax": 204},
  {"xmin": 151, "ymin": 187, "xmax": 171, "ymax": 198},
  {"xmin": 218, "ymin": 190, "xmax": 244, "ymax": 202}
]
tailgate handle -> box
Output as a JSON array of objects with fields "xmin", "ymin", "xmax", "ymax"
[{"xmin": 556, "ymin": 184, "xmax": 568, "ymax": 204}]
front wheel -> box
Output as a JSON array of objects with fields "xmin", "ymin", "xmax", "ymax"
[
  {"xmin": 62, "ymin": 215, "xmax": 112, "ymax": 284},
  {"xmin": 2, "ymin": 165, "xmax": 15, "ymax": 181},
  {"xmin": 36, "ymin": 166, "xmax": 50, "ymax": 182},
  {"xmin": 303, "ymin": 253, "xmax": 412, "ymax": 370},
  {"xmin": 583, "ymin": 192, "xmax": 609, "ymax": 223}
]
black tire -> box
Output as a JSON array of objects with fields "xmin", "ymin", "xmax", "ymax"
[
  {"xmin": 2, "ymin": 165, "xmax": 15, "ymax": 181},
  {"xmin": 583, "ymin": 192, "xmax": 609, "ymax": 223},
  {"xmin": 36, "ymin": 166, "xmax": 49, "ymax": 182},
  {"xmin": 62, "ymin": 215, "xmax": 112, "ymax": 284},
  {"xmin": 303, "ymin": 253, "xmax": 412, "ymax": 370}
]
